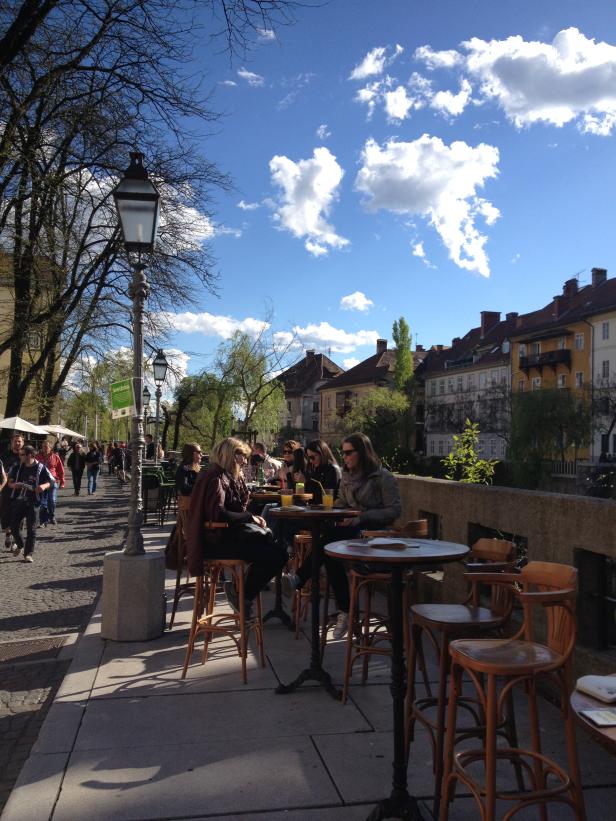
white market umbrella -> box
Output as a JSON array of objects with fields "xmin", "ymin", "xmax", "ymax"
[
  {"xmin": 44, "ymin": 424, "xmax": 85, "ymax": 439},
  {"xmin": 0, "ymin": 416, "xmax": 50, "ymax": 435}
]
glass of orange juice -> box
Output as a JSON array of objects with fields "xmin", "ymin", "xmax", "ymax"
[
  {"xmin": 281, "ymin": 492, "xmax": 293, "ymax": 507},
  {"xmin": 322, "ymin": 488, "xmax": 334, "ymax": 508}
]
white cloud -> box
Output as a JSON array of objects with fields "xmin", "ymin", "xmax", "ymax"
[
  {"xmin": 355, "ymin": 135, "xmax": 500, "ymax": 277},
  {"xmin": 384, "ymin": 85, "xmax": 417, "ymax": 120},
  {"xmin": 343, "ymin": 357, "xmax": 360, "ymax": 369},
  {"xmin": 273, "ymin": 322, "xmax": 379, "ymax": 354},
  {"xmin": 316, "ymin": 123, "xmax": 331, "ymax": 140},
  {"xmin": 220, "ymin": 79, "xmax": 237, "ymax": 87},
  {"xmin": 162, "ymin": 311, "xmax": 269, "ymax": 339},
  {"xmin": 414, "ymin": 45, "xmax": 462, "ymax": 70},
  {"xmin": 340, "ymin": 291, "xmax": 374, "ymax": 312},
  {"xmin": 350, "ymin": 46, "xmax": 388, "ymax": 80},
  {"xmin": 355, "ymin": 77, "xmax": 391, "ymax": 119},
  {"xmin": 238, "ymin": 67, "xmax": 264, "ymax": 87},
  {"xmin": 430, "ymin": 78, "xmax": 472, "ymax": 116},
  {"xmin": 462, "ymin": 27, "xmax": 616, "ymax": 134},
  {"xmin": 257, "ymin": 27, "xmax": 276, "ymax": 41},
  {"xmin": 412, "ymin": 242, "xmax": 426, "ymax": 258},
  {"xmin": 349, "ymin": 44, "xmax": 403, "ymax": 80},
  {"xmin": 269, "ymin": 147, "xmax": 349, "ymax": 256},
  {"xmin": 238, "ymin": 199, "xmax": 260, "ymax": 211},
  {"xmin": 214, "ymin": 225, "xmax": 242, "ymax": 238}
]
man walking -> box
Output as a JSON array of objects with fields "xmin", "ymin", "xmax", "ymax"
[
  {"xmin": 37, "ymin": 440, "xmax": 65, "ymax": 524},
  {"xmin": 7, "ymin": 445, "xmax": 53, "ymax": 563},
  {"xmin": 67, "ymin": 442, "xmax": 86, "ymax": 495},
  {"xmin": 1, "ymin": 433, "xmax": 24, "ymax": 550}
]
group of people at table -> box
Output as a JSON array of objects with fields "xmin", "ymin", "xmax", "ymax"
[{"xmin": 177, "ymin": 432, "xmax": 401, "ymax": 638}]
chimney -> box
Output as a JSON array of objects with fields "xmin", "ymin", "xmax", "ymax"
[
  {"xmin": 306, "ymin": 349, "xmax": 315, "ymax": 359},
  {"xmin": 505, "ymin": 312, "xmax": 518, "ymax": 321},
  {"xmin": 562, "ymin": 278, "xmax": 578, "ymax": 298},
  {"xmin": 376, "ymin": 339, "xmax": 387, "ymax": 355},
  {"xmin": 435, "ymin": 344, "xmax": 444, "ymax": 352},
  {"xmin": 552, "ymin": 294, "xmax": 566, "ymax": 318},
  {"xmin": 415, "ymin": 344, "xmax": 424, "ymax": 352},
  {"xmin": 452, "ymin": 337, "xmax": 460, "ymax": 347},
  {"xmin": 592, "ymin": 267, "xmax": 607, "ymax": 288},
  {"xmin": 480, "ymin": 311, "xmax": 501, "ymax": 337}
]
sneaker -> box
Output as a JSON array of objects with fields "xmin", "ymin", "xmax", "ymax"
[
  {"xmin": 281, "ymin": 572, "xmax": 300, "ymax": 598},
  {"xmin": 223, "ymin": 581, "xmax": 253, "ymax": 620},
  {"xmin": 12, "ymin": 545, "xmax": 22, "ymax": 558},
  {"xmin": 4, "ymin": 533, "xmax": 13, "ymax": 551},
  {"xmin": 49, "ymin": 517, "xmax": 57, "ymax": 525},
  {"xmin": 332, "ymin": 611, "xmax": 349, "ymax": 640},
  {"xmin": 24, "ymin": 555, "xmax": 33, "ymax": 563}
]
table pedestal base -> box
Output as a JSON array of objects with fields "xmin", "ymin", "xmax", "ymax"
[
  {"xmin": 263, "ymin": 573, "xmax": 294, "ymax": 630},
  {"xmin": 275, "ymin": 664, "xmax": 341, "ymax": 699},
  {"xmin": 366, "ymin": 791, "xmax": 425, "ymax": 820}
]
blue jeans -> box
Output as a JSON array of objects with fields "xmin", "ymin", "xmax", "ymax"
[
  {"xmin": 42, "ymin": 481, "xmax": 59, "ymax": 524},
  {"xmin": 87, "ymin": 468, "xmax": 99, "ymax": 494}
]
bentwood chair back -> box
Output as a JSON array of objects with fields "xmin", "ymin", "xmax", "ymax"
[{"xmin": 440, "ymin": 561, "xmax": 584, "ymax": 821}]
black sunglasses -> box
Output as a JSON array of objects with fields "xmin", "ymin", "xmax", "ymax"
[{"xmin": 341, "ymin": 448, "xmax": 357, "ymax": 456}]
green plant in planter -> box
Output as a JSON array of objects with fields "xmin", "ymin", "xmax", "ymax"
[{"xmin": 441, "ymin": 419, "xmax": 498, "ymax": 484}]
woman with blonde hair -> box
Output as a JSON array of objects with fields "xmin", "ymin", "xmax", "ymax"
[{"xmin": 186, "ymin": 437, "xmax": 286, "ymax": 618}]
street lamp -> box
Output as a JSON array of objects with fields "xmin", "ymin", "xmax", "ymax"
[
  {"xmin": 152, "ymin": 349, "xmax": 168, "ymax": 465},
  {"xmin": 102, "ymin": 151, "xmax": 164, "ymax": 642},
  {"xmin": 142, "ymin": 385, "xmax": 151, "ymax": 448}
]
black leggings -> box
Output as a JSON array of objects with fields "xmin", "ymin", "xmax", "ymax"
[
  {"xmin": 295, "ymin": 524, "xmax": 362, "ymax": 613},
  {"xmin": 205, "ymin": 535, "xmax": 287, "ymax": 600}
]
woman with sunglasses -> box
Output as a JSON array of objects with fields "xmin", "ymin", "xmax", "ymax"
[
  {"xmin": 277, "ymin": 440, "xmax": 301, "ymax": 489},
  {"xmin": 304, "ymin": 439, "xmax": 341, "ymax": 503},
  {"xmin": 283, "ymin": 431, "xmax": 401, "ymax": 639},
  {"xmin": 186, "ymin": 437, "xmax": 287, "ymax": 619}
]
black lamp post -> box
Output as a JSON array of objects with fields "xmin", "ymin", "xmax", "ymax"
[
  {"xmin": 112, "ymin": 151, "xmax": 160, "ymax": 556},
  {"xmin": 152, "ymin": 349, "xmax": 168, "ymax": 465}
]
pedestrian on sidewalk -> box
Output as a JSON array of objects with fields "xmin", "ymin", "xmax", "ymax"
[
  {"xmin": 67, "ymin": 442, "xmax": 86, "ymax": 495},
  {"xmin": 85, "ymin": 442, "xmax": 102, "ymax": 494},
  {"xmin": 37, "ymin": 440, "xmax": 65, "ymax": 524},
  {"xmin": 1, "ymin": 433, "xmax": 24, "ymax": 551},
  {"xmin": 7, "ymin": 445, "xmax": 53, "ymax": 563}
]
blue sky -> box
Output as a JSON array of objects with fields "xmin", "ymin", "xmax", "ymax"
[{"xmin": 161, "ymin": 0, "xmax": 616, "ymax": 378}]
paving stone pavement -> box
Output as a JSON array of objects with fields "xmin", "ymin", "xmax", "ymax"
[{"xmin": 0, "ymin": 474, "xmax": 129, "ymax": 813}]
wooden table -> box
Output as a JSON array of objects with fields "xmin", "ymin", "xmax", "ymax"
[
  {"xmin": 325, "ymin": 536, "xmax": 469, "ymax": 821},
  {"xmin": 248, "ymin": 494, "xmax": 313, "ymax": 630},
  {"xmin": 269, "ymin": 506, "xmax": 359, "ymax": 700},
  {"xmin": 571, "ymin": 688, "xmax": 616, "ymax": 755}
]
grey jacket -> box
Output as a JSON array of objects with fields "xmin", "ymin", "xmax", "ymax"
[{"xmin": 336, "ymin": 467, "xmax": 401, "ymax": 526}]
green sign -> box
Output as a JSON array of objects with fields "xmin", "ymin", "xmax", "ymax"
[{"xmin": 110, "ymin": 378, "xmax": 136, "ymax": 419}]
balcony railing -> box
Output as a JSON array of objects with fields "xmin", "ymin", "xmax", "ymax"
[{"xmin": 519, "ymin": 349, "xmax": 571, "ymax": 371}]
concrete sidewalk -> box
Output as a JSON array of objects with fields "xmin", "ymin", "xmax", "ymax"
[{"xmin": 2, "ymin": 524, "xmax": 615, "ymax": 821}]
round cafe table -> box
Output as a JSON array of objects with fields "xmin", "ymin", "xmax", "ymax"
[
  {"xmin": 571, "ymin": 687, "xmax": 616, "ymax": 755},
  {"xmin": 269, "ymin": 506, "xmax": 359, "ymax": 700},
  {"xmin": 325, "ymin": 536, "xmax": 469, "ymax": 821}
]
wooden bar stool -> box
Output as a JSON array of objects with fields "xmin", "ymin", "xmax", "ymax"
[
  {"xmin": 440, "ymin": 561, "xmax": 586, "ymax": 821},
  {"xmin": 180, "ymin": 524, "xmax": 265, "ymax": 684},
  {"xmin": 405, "ymin": 538, "xmax": 518, "ymax": 817},
  {"xmin": 339, "ymin": 520, "xmax": 430, "ymax": 704},
  {"xmin": 291, "ymin": 532, "xmax": 314, "ymax": 639},
  {"xmin": 168, "ymin": 494, "xmax": 197, "ymax": 630}
]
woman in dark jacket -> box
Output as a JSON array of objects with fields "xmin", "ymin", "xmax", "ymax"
[
  {"xmin": 186, "ymin": 437, "xmax": 286, "ymax": 617},
  {"xmin": 304, "ymin": 439, "xmax": 341, "ymax": 503},
  {"xmin": 67, "ymin": 442, "xmax": 87, "ymax": 496},
  {"xmin": 284, "ymin": 432, "xmax": 401, "ymax": 640}
]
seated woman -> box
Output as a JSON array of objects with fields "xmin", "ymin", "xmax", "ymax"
[
  {"xmin": 277, "ymin": 439, "xmax": 301, "ymax": 489},
  {"xmin": 283, "ymin": 431, "xmax": 401, "ymax": 639},
  {"xmin": 304, "ymin": 439, "xmax": 341, "ymax": 503},
  {"xmin": 186, "ymin": 437, "xmax": 287, "ymax": 619},
  {"xmin": 175, "ymin": 442, "xmax": 202, "ymax": 534}
]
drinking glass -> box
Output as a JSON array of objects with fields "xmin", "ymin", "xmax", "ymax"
[
  {"xmin": 322, "ymin": 488, "xmax": 334, "ymax": 508},
  {"xmin": 281, "ymin": 492, "xmax": 293, "ymax": 507}
]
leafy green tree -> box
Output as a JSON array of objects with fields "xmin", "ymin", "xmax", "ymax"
[
  {"xmin": 441, "ymin": 419, "xmax": 498, "ymax": 484},
  {"xmin": 392, "ymin": 316, "xmax": 414, "ymax": 391},
  {"xmin": 509, "ymin": 388, "xmax": 592, "ymax": 488},
  {"xmin": 343, "ymin": 387, "xmax": 409, "ymax": 460}
]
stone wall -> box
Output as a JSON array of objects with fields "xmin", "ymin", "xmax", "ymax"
[
  {"xmin": 396, "ymin": 474, "xmax": 615, "ymax": 563},
  {"xmin": 396, "ymin": 474, "xmax": 616, "ymax": 674}
]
